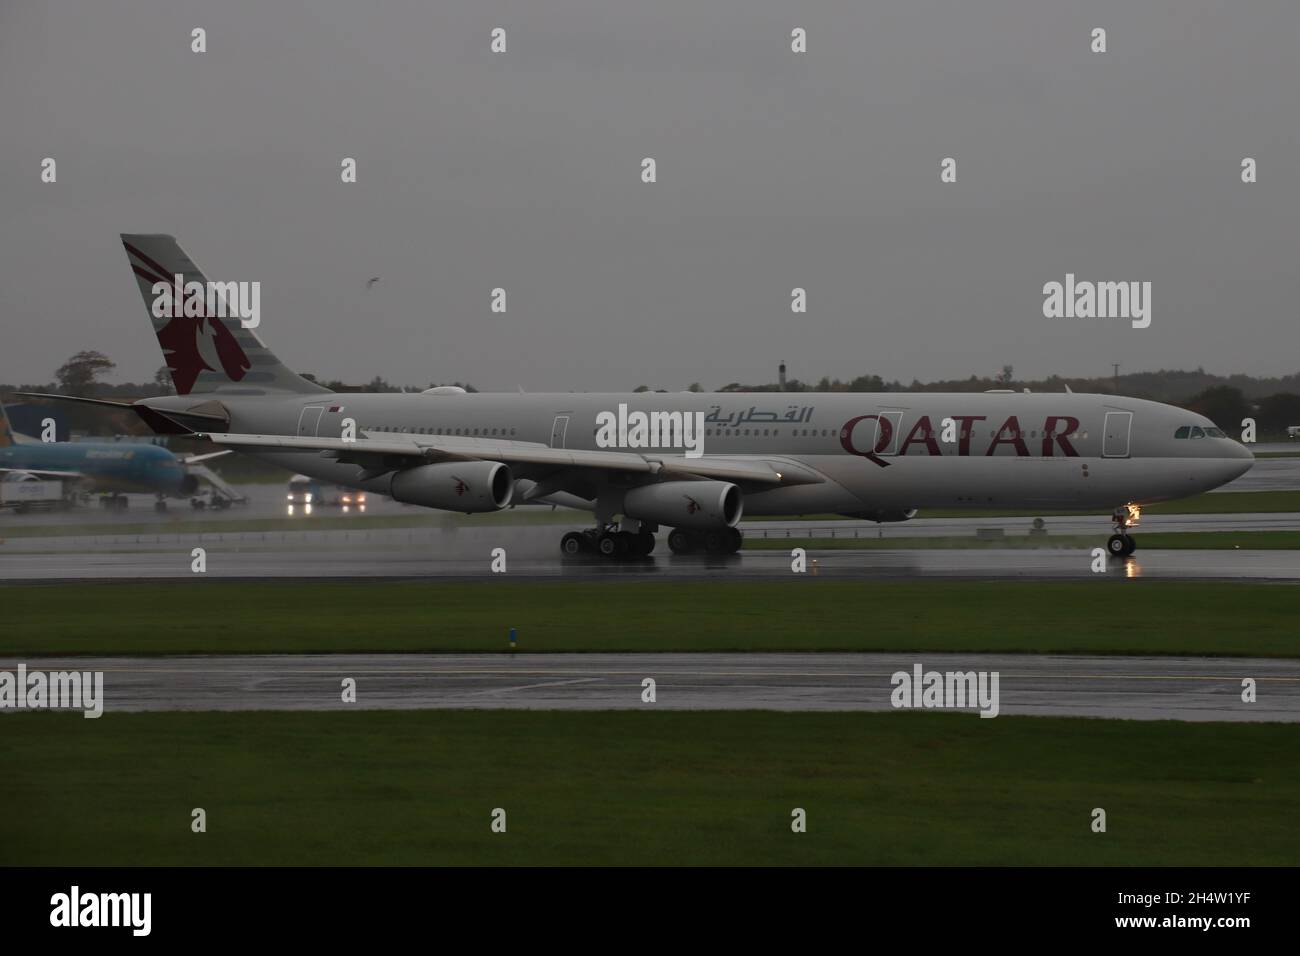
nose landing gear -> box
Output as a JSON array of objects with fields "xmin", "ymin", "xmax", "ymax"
[{"xmin": 1107, "ymin": 505, "xmax": 1140, "ymax": 558}]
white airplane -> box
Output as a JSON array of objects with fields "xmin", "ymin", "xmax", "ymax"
[
  {"xmin": 1287, "ymin": 426, "xmax": 1300, "ymax": 439},
  {"xmin": 53, "ymin": 234, "xmax": 1256, "ymax": 560}
]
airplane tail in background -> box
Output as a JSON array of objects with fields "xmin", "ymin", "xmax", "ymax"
[
  {"xmin": 0, "ymin": 401, "xmax": 39, "ymax": 447},
  {"xmin": 120, "ymin": 234, "xmax": 329, "ymax": 397}
]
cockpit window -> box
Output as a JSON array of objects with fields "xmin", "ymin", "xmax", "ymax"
[
  {"xmin": 1174, "ymin": 426, "xmax": 1190, "ymax": 439},
  {"xmin": 1205, "ymin": 427, "xmax": 1226, "ymax": 438},
  {"xmin": 1189, "ymin": 426, "xmax": 1205, "ymax": 438}
]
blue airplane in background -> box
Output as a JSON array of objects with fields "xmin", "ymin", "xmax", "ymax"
[{"xmin": 0, "ymin": 400, "xmax": 235, "ymax": 510}]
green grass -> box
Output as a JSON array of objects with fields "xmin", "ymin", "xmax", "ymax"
[
  {"xmin": 2, "ymin": 710, "xmax": 1295, "ymax": 865},
  {"xmin": 3, "ymin": 580, "xmax": 1299, "ymax": 657},
  {"xmin": 746, "ymin": 531, "xmax": 1300, "ymax": 550},
  {"xmin": 745, "ymin": 489, "xmax": 1300, "ymax": 521},
  {"xmin": 0, "ymin": 507, "xmax": 573, "ymax": 539}
]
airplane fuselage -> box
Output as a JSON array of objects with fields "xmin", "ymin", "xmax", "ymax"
[
  {"xmin": 146, "ymin": 389, "xmax": 1253, "ymax": 516},
  {"xmin": 0, "ymin": 440, "xmax": 193, "ymax": 496}
]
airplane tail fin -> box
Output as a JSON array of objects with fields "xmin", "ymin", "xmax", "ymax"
[
  {"xmin": 0, "ymin": 401, "xmax": 37, "ymax": 446},
  {"xmin": 120, "ymin": 234, "xmax": 329, "ymax": 397}
]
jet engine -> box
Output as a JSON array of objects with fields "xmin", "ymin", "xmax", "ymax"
[
  {"xmin": 842, "ymin": 508, "xmax": 918, "ymax": 523},
  {"xmin": 388, "ymin": 461, "xmax": 513, "ymax": 513},
  {"xmin": 623, "ymin": 480, "xmax": 742, "ymax": 529}
]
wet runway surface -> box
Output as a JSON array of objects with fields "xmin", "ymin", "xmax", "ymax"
[
  {"xmin": 4, "ymin": 652, "xmax": 1294, "ymax": 721},
  {"xmin": 2, "ymin": 522, "xmax": 1299, "ymax": 581}
]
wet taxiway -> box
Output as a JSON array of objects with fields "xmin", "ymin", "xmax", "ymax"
[
  {"xmin": 4, "ymin": 652, "xmax": 1294, "ymax": 721},
  {"xmin": 1, "ymin": 524, "xmax": 1299, "ymax": 581}
]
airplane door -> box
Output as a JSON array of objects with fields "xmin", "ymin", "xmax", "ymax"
[
  {"xmin": 297, "ymin": 406, "xmax": 325, "ymax": 437},
  {"xmin": 872, "ymin": 411, "xmax": 904, "ymax": 456},
  {"xmin": 550, "ymin": 415, "xmax": 570, "ymax": 449},
  {"xmin": 1102, "ymin": 411, "xmax": 1132, "ymax": 458}
]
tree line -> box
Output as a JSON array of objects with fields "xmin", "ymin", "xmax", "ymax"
[{"xmin": 5, "ymin": 351, "xmax": 1299, "ymax": 435}]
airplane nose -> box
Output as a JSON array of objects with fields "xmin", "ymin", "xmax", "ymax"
[{"xmin": 1219, "ymin": 441, "xmax": 1254, "ymax": 482}]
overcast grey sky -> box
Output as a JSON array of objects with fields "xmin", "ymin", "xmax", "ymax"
[{"xmin": 1, "ymin": 0, "xmax": 1297, "ymax": 391}]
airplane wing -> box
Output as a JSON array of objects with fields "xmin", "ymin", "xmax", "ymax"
[
  {"xmin": 197, "ymin": 431, "xmax": 825, "ymax": 489},
  {"xmin": 0, "ymin": 466, "xmax": 84, "ymax": 479}
]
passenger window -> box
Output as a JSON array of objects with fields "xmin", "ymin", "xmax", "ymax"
[{"xmin": 1174, "ymin": 426, "xmax": 1190, "ymax": 439}]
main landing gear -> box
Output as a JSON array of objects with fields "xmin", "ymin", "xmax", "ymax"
[
  {"xmin": 559, "ymin": 525, "xmax": 745, "ymax": 559},
  {"xmin": 560, "ymin": 526, "xmax": 656, "ymax": 558},
  {"xmin": 1107, "ymin": 505, "xmax": 1140, "ymax": 558}
]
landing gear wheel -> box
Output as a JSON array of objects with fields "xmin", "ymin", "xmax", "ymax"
[
  {"xmin": 1122, "ymin": 535, "xmax": 1137, "ymax": 556},
  {"xmin": 633, "ymin": 531, "xmax": 656, "ymax": 556},
  {"xmin": 702, "ymin": 530, "xmax": 728, "ymax": 554},
  {"xmin": 1107, "ymin": 534, "xmax": 1136, "ymax": 558},
  {"xmin": 724, "ymin": 527, "xmax": 743, "ymax": 554},
  {"xmin": 560, "ymin": 531, "xmax": 586, "ymax": 556},
  {"xmin": 667, "ymin": 529, "xmax": 697, "ymax": 554},
  {"xmin": 597, "ymin": 533, "xmax": 627, "ymax": 558}
]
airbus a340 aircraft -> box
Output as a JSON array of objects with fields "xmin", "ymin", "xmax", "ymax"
[{"xmin": 68, "ymin": 234, "xmax": 1253, "ymax": 558}]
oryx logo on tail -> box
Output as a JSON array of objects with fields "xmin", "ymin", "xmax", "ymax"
[{"xmin": 123, "ymin": 241, "xmax": 250, "ymax": 394}]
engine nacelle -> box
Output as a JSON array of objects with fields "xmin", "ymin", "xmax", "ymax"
[
  {"xmin": 623, "ymin": 480, "xmax": 742, "ymax": 530},
  {"xmin": 389, "ymin": 461, "xmax": 513, "ymax": 513},
  {"xmin": 842, "ymin": 508, "xmax": 918, "ymax": 523}
]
